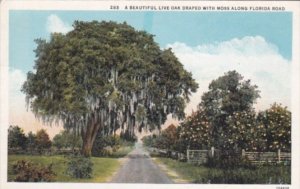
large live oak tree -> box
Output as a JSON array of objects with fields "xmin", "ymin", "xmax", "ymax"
[{"xmin": 22, "ymin": 21, "xmax": 198, "ymax": 156}]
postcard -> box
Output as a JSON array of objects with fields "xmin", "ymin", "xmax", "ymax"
[{"xmin": 0, "ymin": 1, "xmax": 299, "ymax": 189}]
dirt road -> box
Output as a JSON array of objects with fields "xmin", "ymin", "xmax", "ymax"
[{"xmin": 110, "ymin": 143, "xmax": 173, "ymax": 183}]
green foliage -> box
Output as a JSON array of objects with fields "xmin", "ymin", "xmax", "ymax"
[
  {"xmin": 26, "ymin": 131, "xmax": 37, "ymax": 152},
  {"xmin": 258, "ymin": 103, "xmax": 291, "ymax": 152},
  {"xmin": 91, "ymin": 133, "xmax": 134, "ymax": 157},
  {"xmin": 8, "ymin": 125, "xmax": 27, "ymax": 150},
  {"xmin": 142, "ymin": 124, "xmax": 180, "ymax": 152},
  {"xmin": 156, "ymin": 157, "xmax": 290, "ymax": 184},
  {"xmin": 36, "ymin": 129, "xmax": 52, "ymax": 152},
  {"xmin": 200, "ymin": 70, "xmax": 260, "ymax": 149},
  {"xmin": 206, "ymin": 151, "xmax": 253, "ymax": 169},
  {"xmin": 22, "ymin": 20, "xmax": 198, "ymax": 156},
  {"xmin": 8, "ymin": 155, "xmax": 120, "ymax": 182},
  {"xmin": 92, "ymin": 134, "xmax": 121, "ymax": 157},
  {"xmin": 12, "ymin": 160, "xmax": 55, "ymax": 182},
  {"xmin": 142, "ymin": 134, "xmax": 156, "ymax": 148},
  {"xmin": 151, "ymin": 71, "xmax": 291, "ymax": 171},
  {"xmin": 66, "ymin": 155, "xmax": 93, "ymax": 178},
  {"xmin": 200, "ymin": 166, "xmax": 290, "ymax": 184},
  {"xmin": 160, "ymin": 124, "xmax": 178, "ymax": 150},
  {"xmin": 145, "ymin": 72, "xmax": 290, "ymax": 166},
  {"xmin": 178, "ymin": 110, "xmax": 212, "ymax": 151},
  {"xmin": 120, "ymin": 130, "xmax": 137, "ymax": 142},
  {"xmin": 53, "ymin": 130, "xmax": 82, "ymax": 150},
  {"xmin": 52, "ymin": 133, "xmax": 64, "ymax": 150},
  {"xmin": 224, "ymin": 110, "xmax": 266, "ymax": 151}
]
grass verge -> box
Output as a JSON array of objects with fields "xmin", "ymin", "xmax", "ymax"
[
  {"xmin": 155, "ymin": 157, "xmax": 291, "ymax": 184},
  {"xmin": 8, "ymin": 155, "xmax": 120, "ymax": 182}
]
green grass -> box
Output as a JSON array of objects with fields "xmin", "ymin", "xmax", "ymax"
[
  {"xmin": 154, "ymin": 157, "xmax": 222, "ymax": 183},
  {"xmin": 8, "ymin": 155, "xmax": 120, "ymax": 182},
  {"xmin": 155, "ymin": 157, "xmax": 291, "ymax": 184}
]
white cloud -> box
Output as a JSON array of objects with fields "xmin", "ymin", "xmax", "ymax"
[
  {"xmin": 9, "ymin": 69, "xmax": 26, "ymax": 94},
  {"xmin": 166, "ymin": 36, "xmax": 291, "ymax": 113},
  {"xmin": 46, "ymin": 14, "xmax": 72, "ymax": 34},
  {"xmin": 9, "ymin": 68, "xmax": 26, "ymax": 111},
  {"xmin": 193, "ymin": 36, "xmax": 279, "ymax": 56}
]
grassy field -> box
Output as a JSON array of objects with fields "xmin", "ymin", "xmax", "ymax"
[
  {"xmin": 155, "ymin": 158, "xmax": 291, "ymax": 184},
  {"xmin": 8, "ymin": 155, "xmax": 120, "ymax": 182}
]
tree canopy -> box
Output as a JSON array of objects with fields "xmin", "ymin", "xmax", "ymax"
[
  {"xmin": 200, "ymin": 70, "xmax": 260, "ymax": 150},
  {"xmin": 8, "ymin": 125, "xmax": 27, "ymax": 150},
  {"xmin": 36, "ymin": 129, "xmax": 52, "ymax": 151},
  {"xmin": 53, "ymin": 130, "xmax": 82, "ymax": 150},
  {"xmin": 258, "ymin": 103, "xmax": 291, "ymax": 152},
  {"xmin": 178, "ymin": 109, "xmax": 212, "ymax": 150},
  {"xmin": 22, "ymin": 21, "xmax": 198, "ymax": 156}
]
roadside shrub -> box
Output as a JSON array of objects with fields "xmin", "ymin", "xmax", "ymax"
[
  {"xmin": 92, "ymin": 135, "xmax": 121, "ymax": 157},
  {"xmin": 66, "ymin": 155, "xmax": 93, "ymax": 178},
  {"xmin": 206, "ymin": 151, "xmax": 253, "ymax": 169},
  {"xmin": 12, "ymin": 160, "xmax": 55, "ymax": 182},
  {"xmin": 195, "ymin": 165, "xmax": 291, "ymax": 184},
  {"xmin": 205, "ymin": 168, "xmax": 260, "ymax": 184}
]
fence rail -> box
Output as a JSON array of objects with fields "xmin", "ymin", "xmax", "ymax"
[
  {"xmin": 186, "ymin": 148, "xmax": 291, "ymax": 165},
  {"xmin": 243, "ymin": 149, "xmax": 291, "ymax": 165},
  {"xmin": 187, "ymin": 150, "xmax": 209, "ymax": 164},
  {"xmin": 8, "ymin": 148, "xmax": 81, "ymax": 156}
]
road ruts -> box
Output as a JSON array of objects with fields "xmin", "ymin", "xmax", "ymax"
[{"xmin": 110, "ymin": 143, "xmax": 173, "ymax": 183}]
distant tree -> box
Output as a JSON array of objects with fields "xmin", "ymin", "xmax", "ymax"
[
  {"xmin": 154, "ymin": 124, "xmax": 178, "ymax": 151},
  {"xmin": 53, "ymin": 133, "xmax": 64, "ymax": 150},
  {"xmin": 161, "ymin": 124, "xmax": 178, "ymax": 151},
  {"xmin": 22, "ymin": 21, "xmax": 198, "ymax": 156},
  {"xmin": 53, "ymin": 130, "xmax": 82, "ymax": 151},
  {"xmin": 258, "ymin": 103, "xmax": 291, "ymax": 152},
  {"xmin": 36, "ymin": 129, "xmax": 51, "ymax": 152},
  {"xmin": 66, "ymin": 131, "xmax": 82, "ymax": 151},
  {"xmin": 120, "ymin": 129, "xmax": 137, "ymax": 142},
  {"xmin": 8, "ymin": 125, "xmax": 27, "ymax": 150},
  {"xmin": 142, "ymin": 134, "xmax": 157, "ymax": 148},
  {"xmin": 26, "ymin": 131, "xmax": 37, "ymax": 153},
  {"xmin": 200, "ymin": 71, "xmax": 260, "ymax": 150}
]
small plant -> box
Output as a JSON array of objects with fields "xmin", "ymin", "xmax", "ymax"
[
  {"xmin": 12, "ymin": 160, "xmax": 55, "ymax": 182},
  {"xmin": 66, "ymin": 155, "xmax": 93, "ymax": 178}
]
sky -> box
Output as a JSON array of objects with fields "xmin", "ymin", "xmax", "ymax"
[{"xmin": 9, "ymin": 10, "xmax": 292, "ymax": 138}]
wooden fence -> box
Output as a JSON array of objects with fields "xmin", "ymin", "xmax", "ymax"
[
  {"xmin": 186, "ymin": 150, "xmax": 209, "ymax": 164},
  {"xmin": 186, "ymin": 148, "xmax": 291, "ymax": 165},
  {"xmin": 242, "ymin": 149, "xmax": 291, "ymax": 165},
  {"xmin": 8, "ymin": 148, "xmax": 81, "ymax": 156},
  {"xmin": 147, "ymin": 147, "xmax": 186, "ymax": 161}
]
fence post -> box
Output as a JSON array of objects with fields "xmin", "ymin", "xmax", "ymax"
[
  {"xmin": 211, "ymin": 146, "xmax": 215, "ymax": 158},
  {"xmin": 242, "ymin": 149, "xmax": 245, "ymax": 157},
  {"xmin": 187, "ymin": 149, "xmax": 190, "ymax": 163},
  {"xmin": 278, "ymin": 149, "xmax": 281, "ymax": 163}
]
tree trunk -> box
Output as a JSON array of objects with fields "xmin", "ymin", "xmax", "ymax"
[
  {"xmin": 82, "ymin": 137, "xmax": 93, "ymax": 157},
  {"xmin": 81, "ymin": 116, "xmax": 101, "ymax": 157}
]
